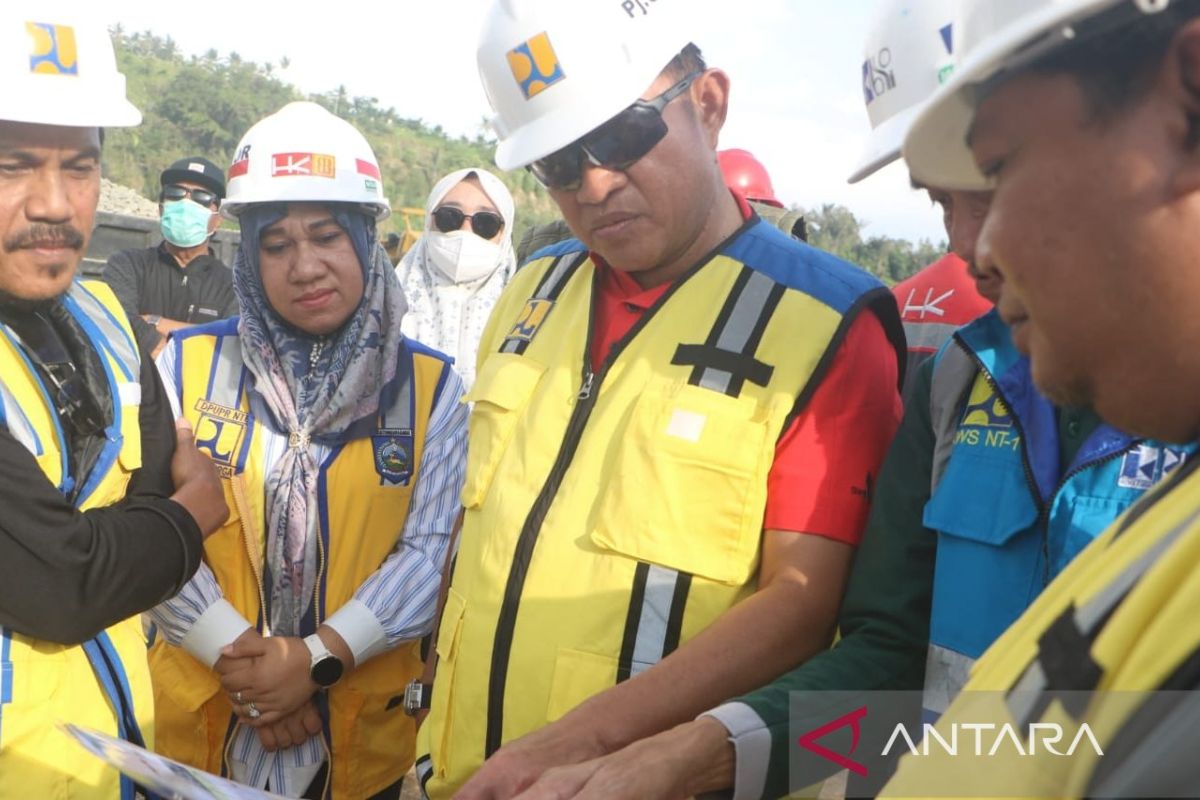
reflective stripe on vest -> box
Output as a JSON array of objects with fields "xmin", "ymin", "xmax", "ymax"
[
  {"xmin": 905, "ymin": 320, "xmax": 964, "ymax": 356},
  {"xmin": 616, "ymin": 564, "xmax": 692, "ymax": 682},
  {"xmin": 671, "ymin": 266, "xmax": 782, "ymax": 397},
  {"xmin": 0, "ymin": 380, "xmax": 40, "ymax": 456},
  {"xmin": 1004, "ymin": 506, "xmax": 1195, "ymax": 727},
  {"xmin": 415, "ymin": 754, "xmax": 433, "ymax": 799}
]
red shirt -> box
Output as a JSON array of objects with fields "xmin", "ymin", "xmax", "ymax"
[{"xmin": 589, "ymin": 207, "xmax": 901, "ymax": 545}]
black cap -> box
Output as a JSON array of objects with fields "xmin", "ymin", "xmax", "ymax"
[{"xmin": 160, "ymin": 156, "xmax": 226, "ymax": 200}]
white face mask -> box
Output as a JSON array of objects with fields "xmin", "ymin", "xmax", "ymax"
[{"xmin": 425, "ymin": 230, "xmax": 504, "ymax": 284}]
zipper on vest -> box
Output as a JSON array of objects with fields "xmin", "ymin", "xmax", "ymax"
[
  {"xmin": 1032, "ymin": 445, "xmax": 1134, "ymax": 586},
  {"xmin": 483, "ymin": 234, "xmax": 743, "ymax": 756},
  {"xmin": 485, "ymin": 262, "xmax": 685, "ymax": 756},
  {"xmin": 314, "ymin": 509, "xmax": 327, "ymax": 627},
  {"xmin": 485, "ymin": 276, "xmax": 606, "ymax": 757}
]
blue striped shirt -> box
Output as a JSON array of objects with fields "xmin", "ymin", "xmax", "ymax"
[{"xmin": 151, "ymin": 342, "xmax": 466, "ymax": 794}]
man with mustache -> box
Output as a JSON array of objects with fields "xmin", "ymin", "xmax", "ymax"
[{"xmin": 0, "ymin": 11, "xmax": 225, "ymax": 797}]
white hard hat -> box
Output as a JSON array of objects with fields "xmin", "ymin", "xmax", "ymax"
[
  {"xmin": 222, "ymin": 101, "xmax": 391, "ymax": 221},
  {"xmin": 0, "ymin": 7, "xmax": 140, "ymax": 127},
  {"xmin": 848, "ymin": 0, "xmax": 958, "ymax": 184},
  {"xmin": 477, "ymin": 0, "xmax": 699, "ymax": 170},
  {"xmin": 904, "ymin": 0, "xmax": 1171, "ymax": 190}
]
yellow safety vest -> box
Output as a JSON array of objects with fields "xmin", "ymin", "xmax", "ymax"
[
  {"xmin": 149, "ymin": 319, "xmax": 451, "ymax": 799},
  {"xmin": 0, "ymin": 281, "xmax": 149, "ymax": 800},
  {"xmin": 882, "ymin": 458, "xmax": 1200, "ymax": 798},
  {"xmin": 417, "ymin": 228, "xmax": 902, "ymax": 797}
]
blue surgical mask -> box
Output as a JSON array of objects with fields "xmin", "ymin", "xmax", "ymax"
[{"xmin": 161, "ymin": 200, "xmax": 214, "ymax": 248}]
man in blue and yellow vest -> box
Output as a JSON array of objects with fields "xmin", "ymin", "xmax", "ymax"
[
  {"xmin": 0, "ymin": 10, "xmax": 226, "ymax": 799},
  {"xmin": 878, "ymin": 0, "xmax": 1200, "ymax": 796},
  {"xmin": 415, "ymin": 1, "xmax": 907, "ymax": 798}
]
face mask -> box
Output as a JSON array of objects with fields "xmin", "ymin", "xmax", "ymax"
[
  {"xmin": 425, "ymin": 230, "xmax": 504, "ymax": 284},
  {"xmin": 161, "ymin": 200, "xmax": 214, "ymax": 248}
]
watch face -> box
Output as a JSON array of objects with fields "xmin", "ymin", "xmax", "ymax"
[{"xmin": 311, "ymin": 655, "xmax": 344, "ymax": 687}]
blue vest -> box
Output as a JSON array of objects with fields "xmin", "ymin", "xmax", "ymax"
[{"xmin": 922, "ymin": 310, "xmax": 1193, "ymax": 714}]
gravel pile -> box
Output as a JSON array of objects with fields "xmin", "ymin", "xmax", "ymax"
[{"xmin": 99, "ymin": 178, "xmax": 159, "ymax": 219}]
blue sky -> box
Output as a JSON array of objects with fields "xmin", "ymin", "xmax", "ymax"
[{"xmin": 103, "ymin": 0, "xmax": 947, "ymax": 246}]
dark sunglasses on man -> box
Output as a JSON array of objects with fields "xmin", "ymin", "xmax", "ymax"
[
  {"xmin": 431, "ymin": 206, "xmax": 505, "ymax": 240},
  {"xmin": 528, "ymin": 71, "xmax": 700, "ymax": 192},
  {"xmin": 161, "ymin": 184, "xmax": 220, "ymax": 208}
]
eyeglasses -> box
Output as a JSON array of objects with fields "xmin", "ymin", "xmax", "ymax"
[
  {"xmin": 161, "ymin": 184, "xmax": 220, "ymax": 208},
  {"xmin": 431, "ymin": 206, "xmax": 505, "ymax": 240},
  {"xmin": 528, "ymin": 71, "xmax": 700, "ymax": 192}
]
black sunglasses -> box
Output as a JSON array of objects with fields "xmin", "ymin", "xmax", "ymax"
[
  {"xmin": 161, "ymin": 184, "xmax": 220, "ymax": 208},
  {"xmin": 528, "ymin": 71, "xmax": 700, "ymax": 192},
  {"xmin": 432, "ymin": 206, "xmax": 505, "ymax": 240}
]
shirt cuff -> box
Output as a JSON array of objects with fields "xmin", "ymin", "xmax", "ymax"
[
  {"xmin": 700, "ymin": 702, "xmax": 772, "ymax": 800},
  {"xmin": 181, "ymin": 599, "xmax": 254, "ymax": 668},
  {"xmin": 323, "ymin": 598, "xmax": 388, "ymax": 667}
]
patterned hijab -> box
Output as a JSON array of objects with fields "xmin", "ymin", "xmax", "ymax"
[
  {"xmin": 233, "ymin": 203, "xmax": 408, "ymax": 635},
  {"xmin": 396, "ymin": 168, "xmax": 516, "ymax": 388}
]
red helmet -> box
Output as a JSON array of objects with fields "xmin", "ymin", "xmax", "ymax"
[{"xmin": 718, "ymin": 148, "xmax": 783, "ymax": 208}]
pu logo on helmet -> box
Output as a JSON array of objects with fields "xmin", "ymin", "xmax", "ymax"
[
  {"xmin": 26, "ymin": 22, "xmax": 78, "ymax": 76},
  {"xmin": 507, "ymin": 32, "xmax": 566, "ymax": 100},
  {"xmin": 862, "ymin": 48, "xmax": 895, "ymax": 104}
]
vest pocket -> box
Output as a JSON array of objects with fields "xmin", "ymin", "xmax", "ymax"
[
  {"xmin": 461, "ymin": 354, "xmax": 547, "ymax": 509},
  {"xmin": 592, "ymin": 381, "xmax": 770, "ymax": 585}
]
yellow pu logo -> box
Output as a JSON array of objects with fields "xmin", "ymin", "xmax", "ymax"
[
  {"xmin": 507, "ymin": 299, "xmax": 554, "ymax": 342},
  {"xmin": 507, "ymin": 32, "xmax": 565, "ymax": 100},
  {"xmin": 26, "ymin": 22, "xmax": 78, "ymax": 76}
]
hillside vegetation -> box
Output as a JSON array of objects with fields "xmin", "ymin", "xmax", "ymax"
[{"xmin": 103, "ymin": 30, "xmax": 944, "ymax": 283}]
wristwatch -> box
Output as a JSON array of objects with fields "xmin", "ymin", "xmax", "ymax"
[
  {"xmin": 303, "ymin": 633, "xmax": 344, "ymax": 688},
  {"xmin": 404, "ymin": 679, "xmax": 432, "ymax": 716}
]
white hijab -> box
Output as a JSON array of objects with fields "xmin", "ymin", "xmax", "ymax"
[{"xmin": 397, "ymin": 168, "xmax": 517, "ymax": 389}]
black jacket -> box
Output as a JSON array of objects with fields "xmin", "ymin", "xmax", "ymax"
[{"xmin": 103, "ymin": 242, "xmax": 238, "ymax": 354}]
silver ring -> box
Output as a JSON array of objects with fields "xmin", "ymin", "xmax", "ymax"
[
  {"xmin": 247, "ymin": 701, "xmax": 261, "ymax": 719},
  {"xmin": 234, "ymin": 690, "xmax": 244, "ymax": 705}
]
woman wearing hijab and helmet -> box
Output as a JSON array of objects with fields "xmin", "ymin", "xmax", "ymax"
[
  {"xmin": 396, "ymin": 168, "xmax": 517, "ymax": 389},
  {"xmin": 145, "ymin": 101, "xmax": 467, "ymax": 799}
]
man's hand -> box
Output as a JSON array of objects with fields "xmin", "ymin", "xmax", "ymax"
[
  {"xmin": 451, "ymin": 718, "xmax": 606, "ymax": 800},
  {"xmin": 510, "ymin": 718, "xmax": 735, "ymax": 800},
  {"xmin": 218, "ymin": 634, "xmax": 316, "ymax": 726},
  {"xmin": 255, "ymin": 699, "xmax": 324, "ymax": 752},
  {"xmin": 169, "ymin": 417, "xmax": 227, "ymax": 536}
]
